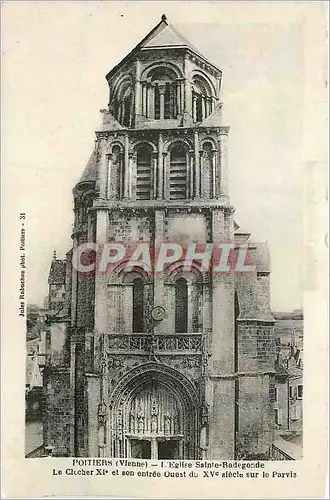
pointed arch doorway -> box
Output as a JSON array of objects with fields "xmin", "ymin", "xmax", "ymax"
[
  {"xmin": 109, "ymin": 364, "xmax": 198, "ymax": 460},
  {"xmin": 127, "ymin": 379, "xmax": 184, "ymax": 459}
]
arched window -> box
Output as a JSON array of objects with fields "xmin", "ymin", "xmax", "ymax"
[
  {"xmin": 169, "ymin": 145, "xmax": 187, "ymax": 200},
  {"xmin": 154, "ymin": 82, "xmax": 175, "ymax": 120},
  {"xmin": 133, "ymin": 278, "xmax": 144, "ymax": 333},
  {"xmin": 175, "ymin": 278, "xmax": 188, "ymax": 333},
  {"xmin": 136, "ymin": 145, "xmax": 152, "ymax": 200},
  {"xmin": 121, "ymin": 88, "xmax": 132, "ymax": 127},
  {"xmin": 114, "ymin": 80, "xmax": 133, "ymax": 127},
  {"xmin": 143, "ymin": 66, "xmax": 178, "ymax": 120},
  {"xmin": 80, "ymin": 193, "xmax": 94, "ymax": 224},
  {"xmin": 192, "ymin": 75, "xmax": 213, "ymax": 123}
]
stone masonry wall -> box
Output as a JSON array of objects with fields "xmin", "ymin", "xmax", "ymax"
[
  {"xmin": 43, "ymin": 369, "xmax": 73, "ymax": 456},
  {"xmin": 237, "ymin": 374, "xmax": 274, "ymax": 457},
  {"xmin": 237, "ymin": 321, "xmax": 276, "ymax": 373}
]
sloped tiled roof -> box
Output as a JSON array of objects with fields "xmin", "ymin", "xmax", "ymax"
[
  {"xmin": 143, "ymin": 22, "xmax": 199, "ymax": 51},
  {"xmin": 106, "ymin": 15, "xmax": 220, "ymax": 80},
  {"xmin": 275, "ymin": 362, "xmax": 289, "ymax": 378},
  {"xmin": 273, "ymin": 436, "xmax": 303, "ymax": 460},
  {"xmin": 102, "ymin": 110, "xmax": 124, "ymax": 131},
  {"xmin": 250, "ymin": 242, "xmax": 271, "ymax": 273},
  {"xmin": 79, "ymin": 147, "xmax": 98, "ymax": 184},
  {"xmin": 234, "ymin": 226, "xmax": 251, "ymax": 243},
  {"xmin": 200, "ymin": 104, "xmax": 223, "ymax": 128},
  {"xmin": 48, "ymin": 259, "xmax": 66, "ymax": 285}
]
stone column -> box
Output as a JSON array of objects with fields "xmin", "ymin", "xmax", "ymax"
[
  {"xmin": 128, "ymin": 151, "xmax": 136, "ymax": 200},
  {"xmin": 106, "ymin": 153, "xmax": 112, "ymax": 200},
  {"xmin": 176, "ymin": 80, "xmax": 182, "ymax": 116},
  {"xmin": 70, "ymin": 234, "xmax": 79, "ymax": 328},
  {"xmin": 157, "ymin": 133, "xmax": 163, "ymax": 199},
  {"xmin": 183, "ymin": 54, "xmax": 192, "ymax": 120},
  {"xmin": 152, "ymin": 152, "xmax": 157, "ymax": 199},
  {"xmin": 163, "ymin": 152, "xmax": 169, "ymax": 200},
  {"xmin": 159, "ymin": 85, "xmax": 166, "ymax": 119},
  {"xmin": 189, "ymin": 151, "xmax": 194, "ymax": 199},
  {"xmin": 148, "ymin": 84, "xmax": 155, "ymax": 120},
  {"xmin": 123, "ymin": 134, "xmax": 130, "ymax": 199},
  {"xmin": 199, "ymin": 149, "xmax": 204, "ymax": 197},
  {"xmin": 97, "ymin": 134, "xmax": 109, "ymax": 200},
  {"xmin": 153, "ymin": 210, "xmax": 165, "ymax": 334},
  {"xmin": 211, "ymin": 149, "xmax": 216, "ymax": 198},
  {"xmin": 203, "ymin": 97, "xmax": 208, "ymax": 120},
  {"xmin": 94, "ymin": 209, "xmax": 109, "ymax": 365},
  {"xmin": 99, "ymin": 333, "xmax": 109, "ymax": 456},
  {"xmin": 218, "ymin": 131, "xmax": 229, "ymax": 200},
  {"xmin": 194, "ymin": 130, "xmax": 200, "ymax": 198},
  {"xmin": 192, "ymin": 94, "xmax": 197, "ymax": 122},
  {"xmin": 134, "ymin": 59, "xmax": 141, "ymax": 125},
  {"xmin": 142, "ymin": 83, "xmax": 147, "ymax": 117},
  {"xmin": 187, "ymin": 283, "xmax": 192, "ymax": 333},
  {"xmin": 176, "ymin": 81, "xmax": 180, "ymax": 116},
  {"xmin": 202, "ymin": 279, "xmax": 212, "ymax": 336},
  {"xmin": 87, "ymin": 210, "xmax": 95, "ymax": 242}
]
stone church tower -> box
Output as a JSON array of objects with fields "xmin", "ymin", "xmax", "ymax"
[{"xmin": 43, "ymin": 15, "xmax": 276, "ymax": 460}]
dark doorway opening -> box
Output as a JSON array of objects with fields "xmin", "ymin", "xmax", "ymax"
[
  {"xmin": 158, "ymin": 440, "xmax": 179, "ymax": 459},
  {"xmin": 130, "ymin": 439, "xmax": 151, "ymax": 459}
]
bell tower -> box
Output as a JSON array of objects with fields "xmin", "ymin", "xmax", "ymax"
[{"xmin": 44, "ymin": 15, "xmax": 276, "ymax": 460}]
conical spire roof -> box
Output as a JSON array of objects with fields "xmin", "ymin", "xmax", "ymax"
[
  {"xmin": 78, "ymin": 147, "xmax": 97, "ymax": 183},
  {"xmin": 142, "ymin": 17, "xmax": 199, "ymax": 51}
]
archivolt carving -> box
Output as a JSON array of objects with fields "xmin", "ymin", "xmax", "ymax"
[
  {"xmin": 109, "ymin": 362, "xmax": 199, "ymax": 409},
  {"xmin": 108, "ymin": 362, "xmax": 199, "ymax": 458}
]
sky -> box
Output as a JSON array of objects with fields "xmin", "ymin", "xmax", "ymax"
[{"xmin": 2, "ymin": 1, "xmax": 327, "ymax": 311}]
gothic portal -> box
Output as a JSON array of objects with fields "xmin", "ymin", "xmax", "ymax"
[{"xmin": 44, "ymin": 15, "xmax": 276, "ymax": 460}]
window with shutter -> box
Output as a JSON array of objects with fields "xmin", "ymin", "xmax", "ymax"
[
  {"xmin": 136, "ymin": 145, "xmax": 152, "ymax": 200},
  {"xmin": 169, "ymin": 145, "xmax": 187, "ymax": 200}
]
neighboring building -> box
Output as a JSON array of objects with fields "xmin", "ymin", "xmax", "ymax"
[
  {"xmin": 26, "ymin": 305, "xmax": 48, "ymax": 457},
  {"xmin": 25, "ymin": 349, "xmax": 44, "ymax": 457},
  {"xmin": 272, "ymin": 311, "xmax": 303, "ymax": 459},
  {"xmin": 43, "ymin": 15, "xmax": 276, "ymax": 459},
  {"xmin": 48, "ymin": 251, "xmax": 67, "ymax": 313}
]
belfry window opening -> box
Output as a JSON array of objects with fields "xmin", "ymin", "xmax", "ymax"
[
  {"xmin": 114, "ymin": 79, "xmax": 133, "ymax": 127},
  {"xmin": 192, "ymin": 75, "xmax": 213, "ymax": 123},
  {"xmin": 143, "ymin": 66, "xmax": 178, "ymax": 120},
  {"xmin": 169, "ymin": 145, "xmax": 188, "ymax": 200},
  {"xmin": 136, "ymin": 145, "xmax": 152, "ymax": 200},
  {"xmin": 154, "ymin": 82, "xmax": 176, "ymax": 120}
]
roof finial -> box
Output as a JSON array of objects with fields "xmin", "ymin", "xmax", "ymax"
[
  {"xmin": 161, "ymin": 14, "xmax": 167, "ymax": 22},
  {"xmin": 53, "ymin": 250, "xmax": 57, "ymax": 260}
]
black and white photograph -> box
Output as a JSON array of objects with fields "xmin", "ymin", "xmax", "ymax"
[{"xmin": 2, "ymin": 1, "xmax": 328, "ymax": 498}]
